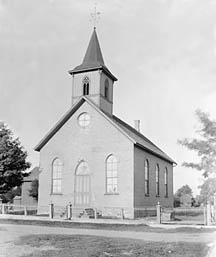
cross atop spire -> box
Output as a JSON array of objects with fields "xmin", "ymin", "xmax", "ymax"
[{"xmin": 90, "ymin": 2, "xmax": 100, "ymax": 29}]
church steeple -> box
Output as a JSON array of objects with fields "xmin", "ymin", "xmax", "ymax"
[
  {"xmin": 82, "ymin": 28, "xmax": 105, "ymax": 68},
  {"xmin": 69, "ymin": 29, "xmax": 117, "ymax": 81},
  {"xmin": 69, "ymin": 29, "xmax": 117, "ymax": 115}
]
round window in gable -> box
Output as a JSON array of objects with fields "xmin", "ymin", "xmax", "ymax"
[{"xmin": 78, "ymin": 112, "xmax": 91, "ymax": 128}]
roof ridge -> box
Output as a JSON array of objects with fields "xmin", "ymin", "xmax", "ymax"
[
  {"xmin": 112, "ymin": 115, "xmax": 176, "ymax": 164},
  {"xmin": 112, "ymin": 115, "xmax": 162, "ymax": 150}
]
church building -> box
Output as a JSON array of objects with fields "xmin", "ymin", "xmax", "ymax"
[{"xmin": 35, "ymin": 29, "xmax": 176, "ymax": 219}]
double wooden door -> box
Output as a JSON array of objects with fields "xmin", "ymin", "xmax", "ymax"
[{"xmin": 74, "ymin": 174, "xmax": 91, "ymax": 206}]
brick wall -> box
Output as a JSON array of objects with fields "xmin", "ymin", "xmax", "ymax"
[
  {"xmin": 38, "ymin": 101, "xmax": 134, "ymax": 216},
  {"xmin": 134, "ymin": 146, "xmax": 174, "ymax": 208}
]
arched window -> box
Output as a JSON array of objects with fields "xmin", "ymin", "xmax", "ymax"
[
  {"xmin": 52, "ymin": 158, "xmax": 63, "ymax": 194},
  {"xmin": 156, "ymin": 164, "xmax": 160, "ymax": 196},
  {"xmin": 104, "ymin": 79, "xmax": 109, "ymax": 99},
  {"xmin": 106, "ymin": 155, "xmax": 118, "ymax": 194},
  {"xmin": 164, "ymin": 167, "xmax": 168, "ymax": 197},
  {"xmin": 76, "ymin": 161, "xmax": 90, "ymax": 176},
  {"xmin": 83, "ymin": 76, "xmax": 90, "ymax": 95},
  {"xmin": 144, "ymin": 160, "xmax": 149, "ymax": 195}
]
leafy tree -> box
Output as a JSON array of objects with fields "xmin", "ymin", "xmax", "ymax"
[
  {"xmin": 198, "ymin": 178, "xmax": 216, "ymax": 204},
  {"xmin": 0, "ymin": 186, "xmax": 21, "ymax": 203},
  {"xmin": 29, "ymin": 179, "xmax": 39, "ymax": 201},
  {"xmin": 0, "ymin": 122, "xmax": 31, "ymax": 194},
  {"xmin": 178, "ymin": 109, "xmax": 216, "ymax": 178},
  {"xmin": 175, "ymin": 184, "xmax": 193, "ymax": 198},
  {"xmin": 174, "ymin": 184, "xmax": 193, "ymax": 207}
]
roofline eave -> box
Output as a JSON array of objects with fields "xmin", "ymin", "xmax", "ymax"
[
  {"xmin": 34, "ymin": 96, "xmax": 134, "ymax": 152},
  {"xmin": 135, "ymin": 143, "xmax": 177, "ymax": 166},
  {"xmin": 68, "ymin": 66, "xmax": 118, "ymax": 81},
  {"xmin": 34, "ymin": 98, "xmax": 85, "ymax": 152}
]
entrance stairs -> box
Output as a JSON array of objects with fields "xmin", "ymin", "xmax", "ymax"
[{"xmin": 78, "ymin": 208, "xmax": 101, "ymax": 219}]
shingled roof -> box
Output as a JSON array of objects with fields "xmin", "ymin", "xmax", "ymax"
[
  {"xmin": 111, "ymin": 115, "xmax": 176, "ymax": 164},
  {"xmin": 69, "ymin": 29, "xmax": 117, "ymax": 81},
  {"xmin": 35, "ymin": 97, "xmax": 176, "ymax": 165}
]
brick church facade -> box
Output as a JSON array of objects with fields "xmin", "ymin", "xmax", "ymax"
[{"xmin": 35, "ymin": 29, "xmax": 176, "ymax": 218}]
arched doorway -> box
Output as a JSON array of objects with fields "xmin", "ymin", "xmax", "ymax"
[{"xmin": 74, "ymin": 161, "xmax": 91, "ymax": 206}]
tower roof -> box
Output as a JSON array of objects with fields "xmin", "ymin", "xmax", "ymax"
[
  {"xmin": 82, "ymin": 28, "xmax": 105, "ymax": 67},
  {"xmin": 69, "ymin": 29, "xmax": 117, "ymax": 81}
]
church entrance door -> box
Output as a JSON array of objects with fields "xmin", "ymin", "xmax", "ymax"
[{"xmin": 74, "ymin": 161, "xmax": 91, "ymax": 206}]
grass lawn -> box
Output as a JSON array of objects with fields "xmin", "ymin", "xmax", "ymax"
[
  {"xmin": 15, "ymin": 234, "xmax": 209, "ymax": 257},
  {"xmin": 0, "ymin": 219, "xmax": 215, "ymax": 234}
]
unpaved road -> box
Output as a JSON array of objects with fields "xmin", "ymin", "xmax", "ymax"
[{"xmin": 0, "ymin": 223, "xmax": 216, "ymax": 257}]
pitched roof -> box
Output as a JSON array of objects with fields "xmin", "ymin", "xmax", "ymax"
[
  {"xmin": 69, "ymin": 29, "xmax": 117, "ymax": 81},
  {"xmin": 23, "ymin": 167, "xmax": 40, "ymax": 182},
  {"xmin": 111, "ymin": 116, "xmax": 176, "ymax": 164},
  {"xmin": 82, "ymin": 28, "xmax": 105, "ymax": 67},
  {"xmin": 34, "ymin": 97, "xmax": 176, "ymax": 165}
]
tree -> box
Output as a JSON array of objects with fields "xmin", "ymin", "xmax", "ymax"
[
  {"xmin": 198, "ymin": 178, "xmax": 216, "ymax": 204},
  {"xmin": 178, "ymin": 110, "xmax": 216, "ymax": 202},
  {"xmin": 175, "ymin": 184, "xmax": 193, "ymax": 198},
  {"xmin": 174, "ymin": 184, "xmax": 193, "ymax": 207},
  {"xmin": 29, "ymin": 179, "xmax": 39, "ymax": 200},
  {"xmin": 178, "ymin": 109, "xmax": 216, "ymax": 178},
  {"xmin": 0, "ymin": 122, "xmax": 31, "ymax": 194},
  {"xmin": 1, "ymin": 186, "xmax": 21, "ymax": 203}
]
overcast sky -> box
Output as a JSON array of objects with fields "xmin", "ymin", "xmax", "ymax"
[{"xmin": 1, "ymin": 0, "xmax": 216, "ymax": 195}]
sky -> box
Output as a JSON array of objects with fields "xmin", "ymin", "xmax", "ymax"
[{"xmin": 0, "ymin": 0, "xmax": 216, "ymax": 196}]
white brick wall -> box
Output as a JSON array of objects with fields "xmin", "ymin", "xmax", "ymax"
[{"xmin": 38, "ymin": 101, "xmax": 134, "ymax": 213}]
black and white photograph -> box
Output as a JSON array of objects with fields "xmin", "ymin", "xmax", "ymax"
[{"xmin": 0, "ymin": 0, "xmax": 216, "ymax": 256}]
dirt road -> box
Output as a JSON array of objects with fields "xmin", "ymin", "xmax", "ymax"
[{"xmin": 0, "ymin": 223, "xmax": 216, "ymax": 257}]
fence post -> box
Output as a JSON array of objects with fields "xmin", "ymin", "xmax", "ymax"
[
  {"xmin": 121, "ymin": 208, "xmax": 124, "ymax": 220},
  {"xmin": 0, "ymin": 199, "xmax": 2, "ymax": 215},
  {"xmin": 67, "ymin": 203, "xmax": 72, "ymax": 220},
  {"xmin": 49, "ymin": 203, "xmax": 54, "ymax": 219},
  {"xmin": 213, "ymin": 193, "xmax": 216, "ymax": 221},
  {"xmin": 2, "ymin": 204, "xmax": 5, "ymax": 214},
  {"xmin": 94, "ymin": 208, "xmax": 97, "ymax": 220},
  {"xmin": 156, "ymin": 202, "xmax": 161, "ymax": 224},
  {"xmin": 204, "ymin": 205, "xmax": 207, "ymax": 225},
  {"xmin": 206, "ymin": 201, "xmax": 211, "ymax": 226},
  {"xmin": 24, "ymin": 206, "xmax": 27, "ymax": 216}
]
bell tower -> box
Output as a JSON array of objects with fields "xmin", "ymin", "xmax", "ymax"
[{"xmin": 69, "ymin": 28, "xmax": 117, "ymax": 116}]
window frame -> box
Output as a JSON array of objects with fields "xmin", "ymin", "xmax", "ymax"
[
  {"xmin": 83, "ymin": 76, "xmax": 90, "ymax": 96},
  {"xmin": 164, "ymin": 167, "xmax": 168, "ymax": 197},
  {"xmin": 104, "ymin": 79, "xmax": 109, "ymax": 100},
  {"xmin": 156, "ymin": 164, "xmax": 160, "ymax": 196},
  {"xmin": 77, "ymin": 112, "xmax": 91, "ymax": 128},
  {"xmin": 105, "ymin": 155, "xmax": 119, "ymax": 195},
  {"xmin": 144, "ymin": 159, "xmax": 149, "ymax": 196},
  {"xmin": 51, "ymin": 158, "xmax": 63, "ymax": 195}
]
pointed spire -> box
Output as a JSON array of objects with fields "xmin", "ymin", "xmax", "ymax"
[
  {"xmin": 82, "ymin": 28, "xmax": 104, "ymax": 67},
  {"xmin": 69, "ymin": 29, "xmax": 117, "ymax": 81}
]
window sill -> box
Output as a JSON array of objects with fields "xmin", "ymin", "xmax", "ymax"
[
  {"xmin": 50, "ymin": 193, "xmax": 63, "ymax": 195},
  {"xmin": 156, "ymin": 195, "xmax": 160, "ymax": 197},
  {"xmin": 165, "ymin": 195, "xmax": 168, "ymax": 198},
  {"xmin": 104, "ymin": 193, "xmax": 119, "ymax": 195},
  {"xmin": 145, "ymin": 194, "xmax": 150, "ymax": 197}
]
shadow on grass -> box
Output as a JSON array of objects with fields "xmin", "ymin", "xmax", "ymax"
[{"xmin": 15, "ymin": 234, "xmax": 210, "ymax": 257}]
